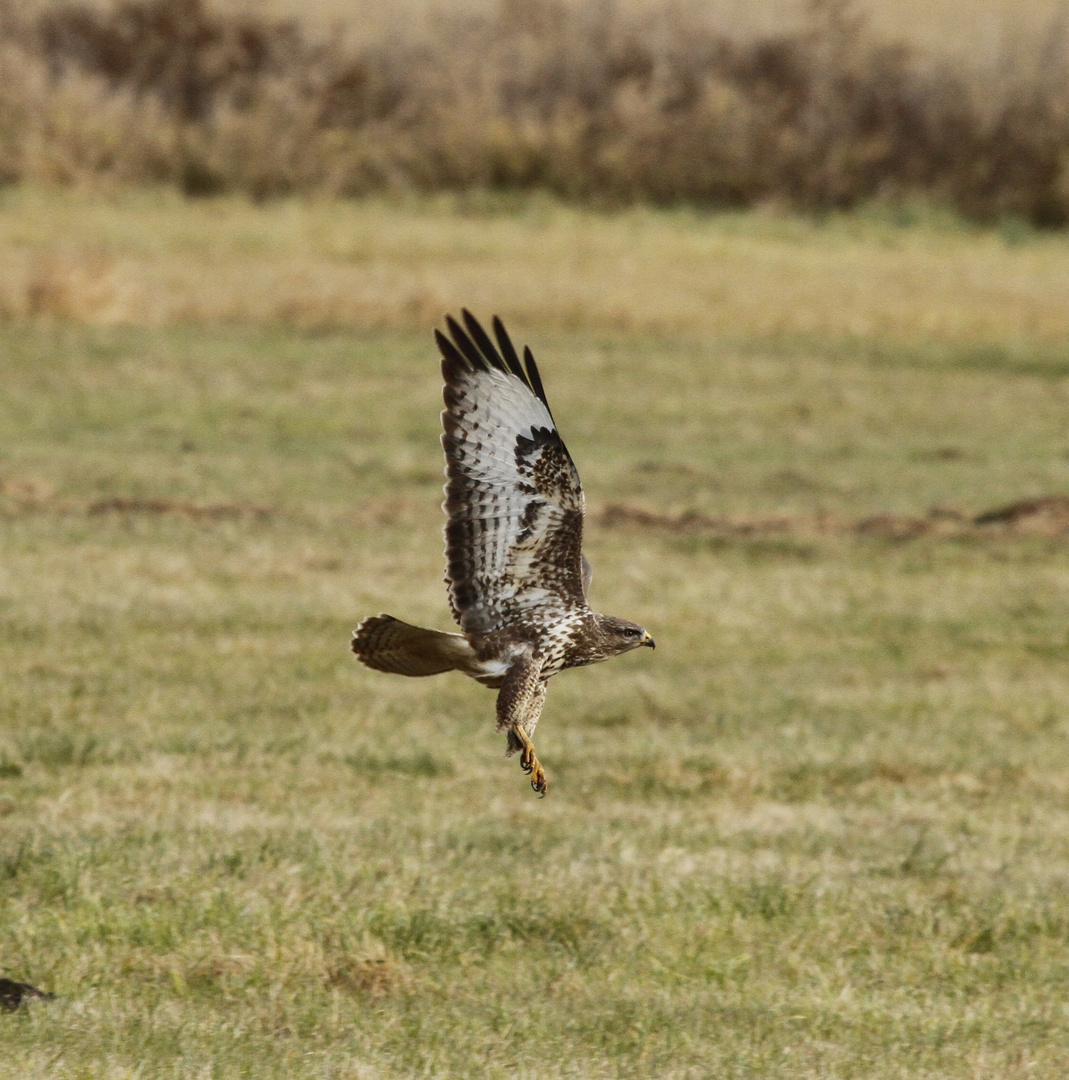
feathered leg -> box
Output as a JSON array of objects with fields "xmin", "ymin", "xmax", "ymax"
[
  {"xmin": 497, "ymin": 656, "xmax": 549, "ymax": 795},
  {"xmin": 507, "ymin": 682, "xmax": 548, "ymax": 794}
]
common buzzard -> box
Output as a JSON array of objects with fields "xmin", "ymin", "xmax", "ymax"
[{"xmin": 352, "ymin": 311, "xmax": 654, "ymax": 794}]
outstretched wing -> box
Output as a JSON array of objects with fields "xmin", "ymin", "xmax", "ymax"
[{"xmin": 437, "ymin": 310, "xmax": 586, "ymax": 636}]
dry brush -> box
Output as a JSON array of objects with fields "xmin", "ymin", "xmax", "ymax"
[{"xmin": 1, "ymin": 0, "xmax": 1068, "ymax": 223}]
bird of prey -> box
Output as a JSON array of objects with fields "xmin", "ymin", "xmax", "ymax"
[
  {"xmin": 351, "ymin": 311, "xmax": 654, "ymax": 794},
  {"xmin": 0, "ymin": 977, "xmax": 54, "ymax": 1011}
]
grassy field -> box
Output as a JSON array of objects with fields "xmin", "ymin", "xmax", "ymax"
[
  {"xmin": 3, "ymin": 191, "xmax": 1069, "ymax": 1077},
  {"xmin": 5, "ymin": 188, "xmax": 1069, "ymax": 342}
]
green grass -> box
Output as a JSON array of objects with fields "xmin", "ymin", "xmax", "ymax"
[{"xmin": 3, "ymin": 309, "xmax": 1069, "ymax": 1077}]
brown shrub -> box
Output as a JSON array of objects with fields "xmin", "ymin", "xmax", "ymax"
[{"xmin": 1, "ymin": 0, "xmax": 1068, "ymax": 223}]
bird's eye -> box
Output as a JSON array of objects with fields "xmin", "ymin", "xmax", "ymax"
[{"xmin": 624, "ymin": 627, "xmax": 640, "ymax": 637}]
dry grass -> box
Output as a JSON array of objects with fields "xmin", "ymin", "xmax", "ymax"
[
  {"xmin": 2, "ymin": 188, "xmax": 1069, "ymax": 342},
  {"xmin": 214, "ymin": 0, "xmax": 1069, "ymax": 58}
]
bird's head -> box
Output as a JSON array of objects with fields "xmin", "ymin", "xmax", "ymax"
[{"xmin": 594, "ymin": 614, "xmax": 656, "ymax": 657}]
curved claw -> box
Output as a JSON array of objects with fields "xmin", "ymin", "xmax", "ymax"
[{"xmin": 519, "ymin": 742, "xmax": 548, "ymax": 796}]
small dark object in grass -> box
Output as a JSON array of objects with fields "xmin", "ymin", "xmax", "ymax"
[{"xmin": 0, "ymin": 978, "xmax": 55, "ymax": 1011}]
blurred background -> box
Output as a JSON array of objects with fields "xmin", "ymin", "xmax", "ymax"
[
  {"xmin": 4, "ymin": 0, "xmax": 1069, "ymax": 222},
  {"xmin": 3, "ymin": 0, "xmax": 1069, "ymax": 336}
]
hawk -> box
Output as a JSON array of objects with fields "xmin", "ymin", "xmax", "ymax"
[{"xmin": 351, "ymin": 311, "xmax": 654, "ymax": 794}]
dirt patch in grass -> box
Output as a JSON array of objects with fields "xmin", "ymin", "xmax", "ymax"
[
  {"xmin": 0, "ymin": 479, "xmax": 272, "ymax": 521},
  {"xmin": 600, "ymin": 494, "xmax": 1069, "ymax": 541},
  {"xmin": 327, "ymin": 956, "xmax": 408, "ymax": 998},
  {"xmin": 87, "ymin": 497, "xmax": 272, "ymax": 520},
  {"xmin": 8, "ymin": 470, "xmax": 1069, "ymax": 541}
]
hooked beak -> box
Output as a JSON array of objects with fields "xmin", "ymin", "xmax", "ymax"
[{"xmin": 641, "ymin": 631, "xmax": 656, "ymax": 649}]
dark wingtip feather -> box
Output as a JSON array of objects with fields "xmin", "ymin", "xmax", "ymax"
[
  {"xmin": 437, "ymin": 311, "xmax": 552, "ymax": 413},
  {"xmin": 522, "ymin": 345, "xmax": 549, "ymax": 409},
  {"xmin": 444, "ymin": 314, "xmax": 489, "ymax": 372},
  {"xmin": 491, "ymin": 315, "xmax": 527, "ymax": 382},
  {"xmin": 435, "ymin": 327, "xmax": 467, "ymax": 374},
  {"xmin": 461, "ymin": 309, "xmax": 509, "ymax": 375}
]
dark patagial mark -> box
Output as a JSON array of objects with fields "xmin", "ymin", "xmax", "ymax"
[{"xmin": 515, "ymin": 426, "xmax": 558, "ymax": 469}]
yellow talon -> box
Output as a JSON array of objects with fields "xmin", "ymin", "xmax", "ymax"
[
  {"xmin": 515, "ymin": 731, "xmax": 548, "ymax": 796},
  {"xmin": 529, "ymin": 762, "xmax": 547, "ymax": 796}
]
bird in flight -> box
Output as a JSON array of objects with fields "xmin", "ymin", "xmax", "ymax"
[{"xmin": 352, "ymin": 311, "xmax": 654, "ymax": 794}]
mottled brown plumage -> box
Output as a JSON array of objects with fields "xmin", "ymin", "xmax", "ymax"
[{"xmin": 352, "ymin": 311, "xmax": 654, "ymax": 793}]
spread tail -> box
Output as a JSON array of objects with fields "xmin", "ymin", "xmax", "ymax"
[{"xmin": 351, "ymin": 614, "xmax": 476, "ymax": 677}]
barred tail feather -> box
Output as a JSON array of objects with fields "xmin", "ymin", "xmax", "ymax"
[{"xmin": 351, "ymin": 614, "xmax": 476, "ymax": 677}]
